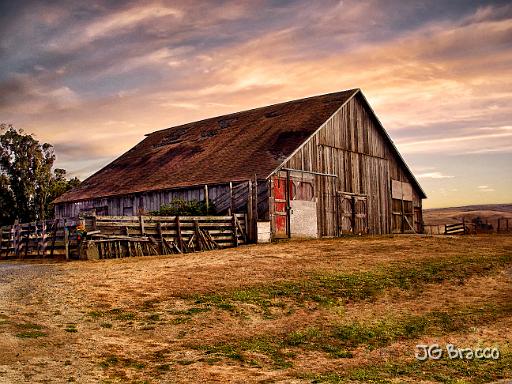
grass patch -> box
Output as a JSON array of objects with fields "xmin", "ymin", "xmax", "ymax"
[
  {"xmin": 192, "ymin": 302, "xmax": 512, "ymax": 369},
  {"xmin": 168, "ymin": 306, "xmax": 211, "ymax": 316},
  {"xmin": 187, "ymin": 252, "xmax": 512, "ymax": 311},
  {"xmin": 99, "ymin": 355, "xmax": 119, "ymax": 368},
  {"xmin": 17, "ymin": 323, "xmax": 43, "ymax": 330},
  {"xmin": 147, "ymin": 313, "xmax": 160, "ymax": 321},
  {"xmin": 114, "ymin": 312, "xmax": 136, "ymax": 321},
  {"xmin": 15, "ymin": 331, "xmax": 47, "ymax": 339},
  {"xmin": 15, "ymin": 323, "xmax": 46, "ymax": 338},
  {"xmin": 171, "ymin": 316, "xmax": 191, "ymax": 325},
  {"xmin": 100, "ymin": 322, "xmax": 112, "ymax": 329},
  {"xmin": 88, "ymin": 311, "xmax": 103, "ymax": 319},
  {"xmin": 64, "ymin": 324, "xmax": 78, "ymax": 333}
]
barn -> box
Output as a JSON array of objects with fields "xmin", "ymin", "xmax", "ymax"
[{"xmin": 55, "ymin": 88, "xmax": 426, "ymax": 240}]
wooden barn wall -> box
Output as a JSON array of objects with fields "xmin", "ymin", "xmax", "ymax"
[
  {"xmin": 282, "ymin": 93, "xmax": 422, "ymax": 236},
  {"xmin": 55, "ymin": 181, "xmax": 268, "ymax": 219}
]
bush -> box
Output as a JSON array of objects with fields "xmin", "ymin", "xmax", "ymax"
[{"xmin": 150, "ymin": 199, "xmax": 216, "ymax": 216}]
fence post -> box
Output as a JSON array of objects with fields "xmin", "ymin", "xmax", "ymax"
[
  {"xmin": 64, "ymin": 218, "xmax": 69, "ymax": 260},
  {"xmin": 23, "ymin": 222, "xmax": 31, "ymax": 258},
  {"xmin": 14, "ymin": 220, "xmax": 21, "ymax": 258},
  {"xmin": 157, "ymin": 221, "xmax": 164, "ymax": 254},
  {"xmin": 41, "ymin": 221, "xmax": 47, "ymax": 257},
  {"xmin": 194, "ymin": 220, "xmax": 202, "ymax": 251},
  {"xmin": 139, "ymin": 215, "xmax": 145, "ymax": 236},
  {"xmin": 91, "ymin": 214, "xmax": 97, "ymax": 231},
  {"xmin": 50, "ymin": 219, "xmax": 58, "ymax": 257},
  {"xmin": 175, "ymin": 216, "xmax": 183, "ymax": 252}
]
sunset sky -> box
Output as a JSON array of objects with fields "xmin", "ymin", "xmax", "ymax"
[{"xmin": 1, "ymin": 0, "xmax": 511, "ymax": 208}]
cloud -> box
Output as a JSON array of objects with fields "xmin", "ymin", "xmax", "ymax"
[
  {"xmin": 416, "ymin": 172, "xmax": 454, "ymax": 179},
  {"xmin": 477, "ymin": 185, "xmax": 495, "ymax": 192}
]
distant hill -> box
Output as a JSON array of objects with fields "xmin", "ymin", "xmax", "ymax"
[{"xmin": 424, "ymin": 203, "xmax": 512, "ymax": 225}]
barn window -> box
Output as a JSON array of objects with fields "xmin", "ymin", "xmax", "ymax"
[
  {"xmin": 123, "ymin": 206, "xmax": 133, "ymax": 216},
  {"xmin": 95, "ymin": 206, "xmax": 108, "ymax": 216}
]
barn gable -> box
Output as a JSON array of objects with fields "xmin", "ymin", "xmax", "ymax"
[{"xmin": 269, "ymin": 91, "xmax": 425, "ymax": 236}]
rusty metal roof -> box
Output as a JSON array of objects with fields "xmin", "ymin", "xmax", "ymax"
[{"xmin": 55, "ymin": 89, "xmax": 358, "ymax": 203}]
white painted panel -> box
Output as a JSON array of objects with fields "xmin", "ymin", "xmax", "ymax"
[
  {"xmin": 257, "ymin": 221, "xmax": 271, "ymax": 243},
  {"xmin": 290, "ymin": 200, "xmax": 318, "ymax": 238}
]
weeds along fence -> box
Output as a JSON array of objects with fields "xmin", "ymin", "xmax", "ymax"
[
  {"xmin": 0, "ymin": 218, "xmax": 79, "ymax": 259},
  {"xmin": 0, "ymin": 214, "xmax": 248, "ymax": 260}
]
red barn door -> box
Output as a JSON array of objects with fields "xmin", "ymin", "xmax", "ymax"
[{"xmin": 273, "ymin": 176, "xmax": 292, "ymax": 238}]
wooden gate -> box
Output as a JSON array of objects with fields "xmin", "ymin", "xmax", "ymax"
[{"xmin": 337, "ymin": 193, "xmax": 368, "ymax": 235}]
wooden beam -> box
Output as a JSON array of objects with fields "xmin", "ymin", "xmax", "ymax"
[
  {"xmin": 229, "ymin": 181, "xmax": 233, "ymax": 215},
  {"xmin": 247, "ymin": 180, "xmax": 253, "ymax": 242},
  {"xmin": 204, "ymin": 184, "xmax": 209, "ymax": 214},
  {"xmin": 285, "ymin": 170, "xmax": 291, "ymax": 238}
]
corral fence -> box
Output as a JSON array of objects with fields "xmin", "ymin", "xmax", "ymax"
[
  {"xmin": 0, "ymin": 213, "xmax": 248, "ymax": 260},
  {"xmin": 423, "ymin": 217, "xmax": 512, "ymax": 236}
]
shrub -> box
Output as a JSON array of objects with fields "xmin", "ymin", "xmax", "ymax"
[{"xmin": 150, "ymin": 199, "xmax": 216, "ymax": 216}]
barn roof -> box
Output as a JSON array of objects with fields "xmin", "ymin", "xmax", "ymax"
[{"xmin": 55, "ymin": 88, "xmax": 425, "ymax": 203}]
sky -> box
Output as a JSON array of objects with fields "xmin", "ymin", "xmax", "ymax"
[{"xmin": 0, "ymin": 0, "xmax": 511, "ymax": 209}]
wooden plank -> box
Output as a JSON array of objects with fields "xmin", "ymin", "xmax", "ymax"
[{"xmin": 232, "ymin": 214, "xmax": 239, "ymax": 247}]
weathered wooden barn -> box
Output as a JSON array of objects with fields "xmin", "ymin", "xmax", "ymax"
[{"xmin": 55, "ymin": 89, "xmax": 426, "ymax": 240}]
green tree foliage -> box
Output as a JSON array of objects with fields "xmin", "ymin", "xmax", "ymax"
[
  {"xmin": 150, "ymin": 199, "xmax": 216, "ymax": 216},
  {"xmin": 0, "ymin": 124, "xmax": 80, "ymax": 225}
]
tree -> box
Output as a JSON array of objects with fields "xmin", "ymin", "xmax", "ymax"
[
  {"xmin": 0, "ymin": 124, "xmax": 80, "ymax": 225},
  {"xmin": 45, "ymin": 168, "xmax": 81, "ymax": 220}
]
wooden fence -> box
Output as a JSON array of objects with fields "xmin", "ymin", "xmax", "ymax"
[
  {"xmin": 0, "ymin": 214, "xmax": 248, "ymax": 260},
  {"xmin": 0, "ymin": 218, "xmax": 79, "ymax": 259},
  {"xmin": 82, "ymin": 214, "xmax": 247, "ymax": 259}
]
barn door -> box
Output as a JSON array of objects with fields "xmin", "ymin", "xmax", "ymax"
[
  {"xmin": 338, "ymin": 194, "xmax": 354, "ymax": 235},
  {"xmin": 337, "ymin": 193, "xmax": 368, "ymax": 235},
  {"xmin": 272, "ymin": 177, "xmax": 292, "ymax": 238},
  {"xmin": 353, "ymin": 196, "xmax": 368, "ymax": 235}
]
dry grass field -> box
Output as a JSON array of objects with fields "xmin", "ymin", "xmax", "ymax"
[{"xmin": 1, "ymin": 235, "xmax": 512, "ymax": 383}]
